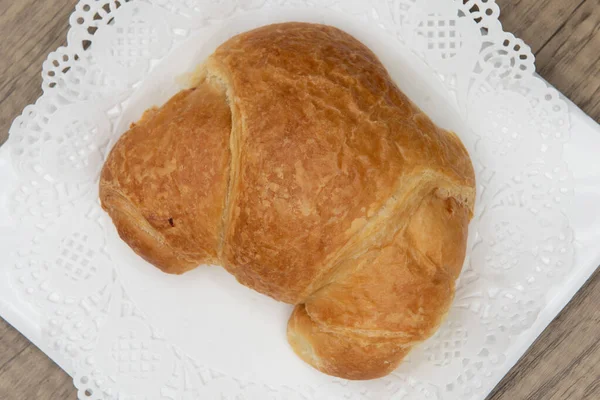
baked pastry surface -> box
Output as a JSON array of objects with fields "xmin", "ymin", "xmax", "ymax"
[{"xmin": 100, "ymin": 22, "xmax": 475, "ymax": 380}]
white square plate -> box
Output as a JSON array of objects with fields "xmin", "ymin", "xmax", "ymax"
[{"xmin": 1, "ymin": 1, "xmax": 599, "ymax": 399}]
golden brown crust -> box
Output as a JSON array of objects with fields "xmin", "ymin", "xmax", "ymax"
[
  {"xmin": 288, "ymin": 304, "xmax": 410, "ymax": 380},
  {"xmin": 100, "ymin": 83, "xmax": 232, "ymax": 273},
  {"xmin": 99, "ymin": 22, "xmax": 476, "ymax": 380},
  {"xmin": 208, "ymin": 23, "xmax": 474, "ymax": 304}
]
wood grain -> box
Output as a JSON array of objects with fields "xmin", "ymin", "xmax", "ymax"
[
  {"xmin": 535, "ymin": 0, "xmax": 600, "ymax": 122},
  {"xmin": 0, "ymin": 0, "xmax": 598, "ymax": 399}
]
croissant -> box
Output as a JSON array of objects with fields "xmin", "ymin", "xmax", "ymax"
[{"xmin": 99, "ymin": 22, "xmax": 475, "ymax": 380}]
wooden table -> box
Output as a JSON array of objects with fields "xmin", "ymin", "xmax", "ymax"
[{"xmin": 0, "ymin": 0, "xmax": 598, "ymax": 399}]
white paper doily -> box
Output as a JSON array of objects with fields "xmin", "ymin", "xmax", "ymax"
[{"xmin": 1, "ymin": 1, "xmax": 580, "ymax": 399}]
